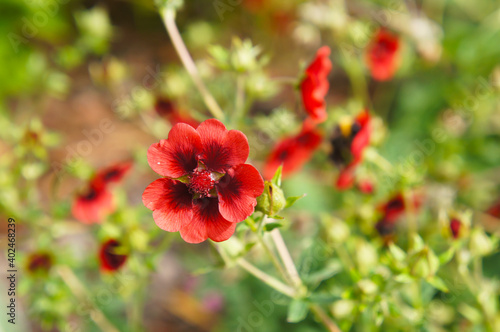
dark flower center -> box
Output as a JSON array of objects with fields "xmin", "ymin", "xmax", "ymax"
[
  {"xmin": 83, "ymin": 187, "xmax": 98, "ymax": 201},
  {"xmin": 103, "ymin": 241, "xmax": 127, "ymax": 270},
  {"xmin": 104, "ymin": 169, "xmax": 120, "ymax": 181},
  {"xmin": 189, "ymin": 169, "xmax": 217, "ymax": 197}
]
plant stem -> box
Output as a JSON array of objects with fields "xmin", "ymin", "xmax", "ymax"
[
  {"xmin": 233, "ymin": 74, "xmax": 246, "ymax": 127},
  {"xmin": 57, "ymin": 266, "xmax": 120, "ymax": 332},
  {"xmin": 236, "ymin": 258, "xmax": 296, "ymax": 298},
  {"xmin": 270, "ymin": 228, "xmax": 302, "ymax": 289},
  {"xmin": 159, "ymin": 7, "xmax": 224, "ymax": 120},
  {"xmin": 310, "ymin": 304, "xmax": 342, "ymax": 332},
  {"xmin": 268, "ymin": 226, "xmax": 342, "ymax": 332}
]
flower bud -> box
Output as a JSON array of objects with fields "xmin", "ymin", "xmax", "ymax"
[
  {"xmin": 470, "ymin": 228, "xmax": 494, "ymax": 257},
  {"xmin": 256, "ymin": 181, "xmax": 286, "ymax": 216}
]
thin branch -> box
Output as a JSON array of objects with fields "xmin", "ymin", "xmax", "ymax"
[
  {"xmin": 270, "ymin": 227, "xmax": 302, "ymax": 288},
  {"xmin": 57, "ymin": 266, "xmax": 120, "ymax": 332},
  {"xmin": 236, "ymin": 258, "xmax": 296, "ymax": 298},
  {"xmin": 160, "ymin": 7, "xmax": 224, "ymax": 120}
]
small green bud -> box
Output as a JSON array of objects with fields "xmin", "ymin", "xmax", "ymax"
[
  {"xmin": 256, "ymin": 181, "xmax": 286, "ymax": 216},
  {"xmin": 470, "ymin": 228, "xmax": 494, "ymax": 256}
]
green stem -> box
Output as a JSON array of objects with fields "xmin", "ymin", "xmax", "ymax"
[
  {"xmin": 232, "ymin": 74, "xmax": 246, "ymax": 127},
  {"xmin": 159, "ymin": 7, "xmax": 224, "ymax": 120},
  {"xmin": 236, "ymin": 258, "xmax": 297, "ymax": 298},
  {"xmin": 57, "ymin": 266, "xmax": 120, "ymax": 332}
]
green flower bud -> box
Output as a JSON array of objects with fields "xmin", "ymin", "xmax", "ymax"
[
  {"xmin": 256, "ymin": 181, "xmax": 286, "ymax": 216},
  {"xmin": 470, "ymin": 228, "xmax": 494, "ymax": 257}
]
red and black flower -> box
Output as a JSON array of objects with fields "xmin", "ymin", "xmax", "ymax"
[
  {"xmin": 329, "ymin": 111, "xmax": 371, "ymax": 190},
  {"xmin": 366, "ymin": 28, "xmax": 400, "ymax": 81},
  {"xmin": 263, "ymin": 123, "xmax": 323, "ymax": 180},
  {"xmin": 99, "ymin": 239, "xmax": 128, "ymax": 272},
  {"xmin": 375, "ymin": 192, "xmax": 422, "ymax": 238},
  {"xmin": 143, "ymin": 119, "xmax": 265, "ymax": 243},
  {"xmin": 27, "ymin": 252, "xmax": 53, "ymax": 274},
  {"xmin": 155, "ymin": 97, "xmax": 199, "ymax": 128},
  {"xmin": 72, "ymin": 162, "xmax": 132, "ymax": 224},
  {"xmin": 300, "ymin": 46, "xmax": 332, "ymax": 123},
  {"xmin": 72, "ymin": 178, "xmax": 114, "ymax": 224}
]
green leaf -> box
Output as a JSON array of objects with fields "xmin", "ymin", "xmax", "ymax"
[
  {"xmin": 388, "ymin": 243, "xmax": 407, "ymax": 261},
  {"xmin": 304, "ymin": 261, "xmax": 342, "ymax": 286},
  {"xmin": 426, "ymin": 276, "xmax": 449, "ymax": 292},
  {"xmin": 438, "ymin": 247, "xmax": 455, "ymax": 265},
  {"xmin": 271, "ymin": 165, "xmax": 282, "ymax": 187},
  {"xmin": 285, "ymin": 194, "xmax": 306, "ymax": 208},
  {"xmin": 287, "ymin": 299, "xmax": 309, "ymax": 323},
  {"xmin": 393, "ymin": 273, "xmax": 414, "ymax": 284},
  {"xmin": 309, "ymin": 293, "xmax": 341, "ymax": 304},
  {"xmin": 264, "ymin": 222, "xmax": 283, "ymax": 232}
]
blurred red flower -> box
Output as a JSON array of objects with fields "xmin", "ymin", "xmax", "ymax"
[
  {"xmin": 375, "ymin": 192, "xmax": 422, "ymax": 237},
  {"xmin": 301, "ymin": 46, "xmax": 332, "ymax": 123},
  {"xmin": 263, "ymin": 123, "xmax": 322, "ymax": 180},
  {"xmin": 99, "ymin": 239, "xmax": 127, "ymax": 272},
  {"xmin": 450, "ymin": 218, "xmax": 461, "ymax": 239},
  {"xmin": 143, "ymin": 119, "xmax": 264, "ymax": 243},
  {"xmin": 155, "ymin": 97, "xmax": 199, "ymax": 128},
  {"xmin": 72, "ymin": 178, "xmax": 114, "ymax": 224},
  {"xmin": 96, "ymin": 161, "xmax": 132, "ymax": 184},
  {"xmin": 27, "ymin": 252, "xmax": 53, "ymax": 274},
  {"xmin": 366, "ymin": 28, "xmax": 400, "ymax": 81},
  {"xmin": 331, "ymin": 111, "xmax": 371, "ymax": 190},
  {"xmin": 72, "ymin": 162, "xmax": 131, "ymax": 224}
]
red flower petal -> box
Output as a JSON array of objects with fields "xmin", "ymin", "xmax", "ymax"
[
  {"xmin": 351, "ymin": 112, "xmax": 371, "ymax": 160},
  {"xmin": 217, "ymin": 164, "xmax": 265, "ymax": 222},
  {"xmin": 96, "ymin": 161, "xmax": 132, "ymax": 184},
  {"xmin": 301, "ymin": 46, "xmax": 332, "ymax": 123},
  {"xmin": 264, "ymin": 125, "xmax": 322, "ymax": 179},
  {"xmin": 99, "ymin": 239, "xmax": 127, "ymax": 272},
  {"xmin": 196, "ymin": 119, "xmax": 249, "ymax": 173},
  {"xmin": 72, "ymin": 185, "xmax": 114, "ymax": 224},
  {"xmin": 147, "ymin": 123, "xmax": 202, "ymax": 178},
  {"xmin": 335, "ymin": 161, "xmax": 358, "ymax": 190},
  {"xmin": 366, "ymin": 28, "xmax": 400, "ymax": 81},
  {"xmin": 142, "ymin": 178, "xmax": 193, "ymax": 232},
  {"xmin": 450, "ymin": 218, "xmax": 461, "ymax": 239},
  {"xmin": 179, "ymin": 198, "xmax": 236, "ymax": 243}
]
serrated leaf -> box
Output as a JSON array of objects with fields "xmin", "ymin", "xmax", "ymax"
[
  {"xmin": 271, "ymin": 165, "xmax": 282, "ymax": 187},
  {"xmin": 285, "ymin": 194, "xmax": 306, "ymax": 208},
  {"xmin": 287, "ymin": 299, "xmax": 309, "ymax": 323},
  {"xmin": 264, "ymin": 222, "xmax": 283, "ymax": 232}
]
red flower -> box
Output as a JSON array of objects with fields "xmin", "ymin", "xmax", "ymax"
[
  {"xmin": 27, "ymin": 252, "xmax": 53, "ymax": 274},
  {"xmin": 331, "ymin": 111, "xmax": 371, "ymax": 190},
  {"xmin": 143, "ymin": 119, "xmax": 265, "ymax": 243},
  {"xmin": 450, "ymin": 218, "xmax": 461, "ymax": 239},
  {"xmin": 72, "ymin": 178, "xmax": 114, "ymax": 224},
  {"xmin": 366, "ymin": 28, "xmax": 400, "ymax": 81},
  {"xmin": 99, "ymin": 239, "xmax": 127, "ymax": 272},
  {"xmin": 300, "ymin": 46, "xmax": 332, "ymax": 123},
  {"xmin": 375, "ymin": 192, "xmax": 422, "ymax": 237},
  {"xmin": 357, "ymin": 179, "xmax": 374, "ymax": 194},
  {"xmin": 96, "ymin": 161, "xmax": 132, "ymax": 184},
  {"xmin": 72, "ymin": 162, "xmax": 131, "ymax": 224},
  {"xmin": 155, "ymin": 97, "xmax": 199, "ymax": 128},
  {"xmin": 263, "ymin": 124, "xmax": 322, "ymax": 180}
]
